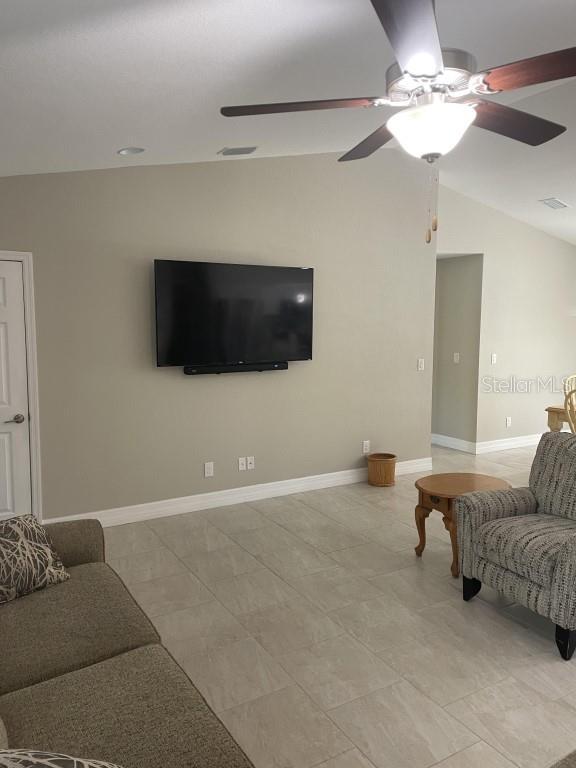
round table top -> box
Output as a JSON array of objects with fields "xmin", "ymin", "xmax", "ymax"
[{"xmin": 415, "ymin": 472, "xmax": 511, "ymax": 499}]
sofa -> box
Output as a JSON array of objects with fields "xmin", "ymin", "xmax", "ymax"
[
  {"xmin": 0, "ymin": 519, "xmax": 254, "ymax": 768},
  {"xmin": 456, "ymin": 431, "xmax": 576, "ymax": 660}
]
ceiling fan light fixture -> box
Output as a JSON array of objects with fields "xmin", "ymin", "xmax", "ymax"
[
  {"xmin": 386, "ymin": 101, "xmax": 476, "ymax": 161},
  {"xmin": 405, "ymin": 52, "xmax": 439, "ymax": 77}
]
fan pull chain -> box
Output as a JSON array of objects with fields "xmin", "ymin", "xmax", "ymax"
[
  {"xmin": 425, "ymin": 166, "xmax": 439, "ymax": 244},
  {"xmin": 425, "ymin": 166, "xmax": 433, "ymax": 244}
]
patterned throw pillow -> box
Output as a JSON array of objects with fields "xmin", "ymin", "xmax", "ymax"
[
  {"xmin": 0, "ymin": 752, "xmax": 124, "ymax": 768},
  {"xmin": 0, "ymin": 516, "xmax": 70, "ymax": 605}
]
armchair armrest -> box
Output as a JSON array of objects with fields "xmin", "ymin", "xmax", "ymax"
[
  {"xmin": 455, "ymin": 487, "xmax": 537, "ymax": 577},
  {"xmin": 551, "ymin": 537, "xmax": 576, "ymax": 630},
  {"xmin": 44, "ymin": 519, "xmax": 105, "ymax": 567}
]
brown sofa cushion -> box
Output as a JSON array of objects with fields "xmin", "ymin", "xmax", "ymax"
[
  {"xmin": 0, "ymin": 562, "xmax": 159, "ymax": 695},
  {"xmin": 0, "ymin": 516, "xmax": 69, "ymax": 604},
  {"xmin": 0, "ymin": 645, "xmax": 254, "ymax": 768}
]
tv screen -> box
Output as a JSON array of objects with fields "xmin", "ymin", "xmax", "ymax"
[{"xmin": 155, "ymin": 260, "xmax": 314, "ymax": 367}]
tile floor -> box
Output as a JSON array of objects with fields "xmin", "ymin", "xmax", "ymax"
[{"xmin": 106, "ymin": 445, "xmax": 576, "ymax": 768}]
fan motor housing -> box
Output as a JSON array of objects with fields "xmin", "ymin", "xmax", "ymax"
[{"xmin": 386, "ymin": 48, "xmax": 477, "ymax": 101}]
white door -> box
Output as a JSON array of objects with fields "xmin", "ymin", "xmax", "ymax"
[{"xmin": 0, "ymin": 260, "xmax": 31, "ymax": 518}]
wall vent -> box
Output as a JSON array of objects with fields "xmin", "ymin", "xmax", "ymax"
[
  {"xmin": 218, "ymin": 146, "xmax": 258, "ymax": 156},
  {"xmin": 539, "ymin": 197, "xmax": 570, "ymax": 210}
]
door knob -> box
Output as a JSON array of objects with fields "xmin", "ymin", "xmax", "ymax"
[{"xmin": 4, "ymin": 414, "xmax": 25, "ymax": 424}]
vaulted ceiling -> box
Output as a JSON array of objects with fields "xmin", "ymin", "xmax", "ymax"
[{"xmin": 2, "ymin": 0, "xmax": 576, "ymax": 242}]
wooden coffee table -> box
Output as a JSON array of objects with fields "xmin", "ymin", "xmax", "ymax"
[{"xmin": 414, "ymin": 473, "xmax": 511, "ymax": 578}]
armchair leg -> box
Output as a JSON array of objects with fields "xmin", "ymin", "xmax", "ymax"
[
  {"xmin": 463, "ymin": 576, "xmax": 481, "ymax": 601},
  {"xmin": 556, "ymin": 626, "xmax": 576, "ymax": 661}
]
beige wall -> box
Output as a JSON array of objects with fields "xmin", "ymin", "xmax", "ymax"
[
  {"xmin": 438, "ymin": 187, "xmax": 576, "ymax": 443},
  {"xmin": 432, "ymin": 254, "xmax": 483, "ymax": 443},
  {"xmin": 0, "ymin": 152, "xmax": 436, "ymax": 519}
]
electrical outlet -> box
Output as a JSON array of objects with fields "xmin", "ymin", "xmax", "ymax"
[
  {"xmin": 505, "ymin": 416, "xmax": 512, "ymax": 428},
  {"xmin": 491, "ymin": 353, "xmax": 498, "ymax": 365},
  {"xmin": 417, "ymin": 358, "xmax": 425, "ymax": 372},
  {"xmin": 453, "ymin": 352, "xmax": 460, "ymax": 364},
  {"xmin": 204, "ymin": 461, "xmax": 214, "ymax": 478},
  {"xmin": 247, "ymin": 456, "xmax": 255, "ymax": 470},
  {"xmin": 238, "ymin": 457, "xmax": 247, "ymax": 471},
  {"xmin": 362, "ymin": 440, "xmax": 371, "ymax": 455}
]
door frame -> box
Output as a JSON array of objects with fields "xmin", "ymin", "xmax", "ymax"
[{"xmin": 1, "ymin": 251, "xmax": 42, "ymax": 520}]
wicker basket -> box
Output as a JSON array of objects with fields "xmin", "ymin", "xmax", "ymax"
[{"xmin": 367, "ymin": 453, "xmax": 397, "ymax": 487}]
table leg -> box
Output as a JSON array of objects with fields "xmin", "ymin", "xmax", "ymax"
[
  {"xmin": 442, "ymin": 512, "xmax": 460, "ymax": 578},
  {"xmin": 414, "ymin": 505, "xmax": 430, "ymax": 557},
  {"xmin": 548, "ymin": 411, "xmax": 563, "ymax": 432}
]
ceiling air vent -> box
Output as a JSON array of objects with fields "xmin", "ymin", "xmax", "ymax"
[
  {"xmin": 218, "ymin": 146, "xmax": 257, "ymax": 157},
  {"xmin": 539, "ymin": 197, "xmax": 570, "ymax": 210}
]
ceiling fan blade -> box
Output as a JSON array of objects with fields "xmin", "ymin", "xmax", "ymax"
[
  {"xmin": 472, "ymin": 99, "xmax": 566, "ymax": 146},
  {"xmin": 338, "ymin": 124, "xmax": 394, "ymax": 162},
  {"xmin": 479, "ymin": 47, "xmax": 576, "ymax": 93},
  {"xmin": 221, "ymin": 97, "xmax": 381, "ymax": 117},
  {"xmin": 368, "ymin": 0, "xmax": 443, "ymax": 76}
]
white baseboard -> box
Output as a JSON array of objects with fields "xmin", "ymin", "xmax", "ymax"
[
  {"xmin": 474, "ymin": 434, "xmax": 542, "ymax": 454},
  {"xmin": 431, "ymin": 434, "xmax": 477, "ymax": 453},
  {"xmin": 432, "ymin": 432, "xmax": 541, "ymax": 455},
  {"xmin": 46, "ymin": 456, "xmax": 433, "ymax": 528}
]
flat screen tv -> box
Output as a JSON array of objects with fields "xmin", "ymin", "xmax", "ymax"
[{"xmin": 155, "ymin": 260, "xmax": 314, "ymax": 373}]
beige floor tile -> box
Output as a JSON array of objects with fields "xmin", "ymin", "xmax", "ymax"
[
  {"xmin": 129, "ymin": 571, "xmax": 213, "ymax": 617},
  {"xmin": 264, "ymin": 503, "xmax": 333, "ymax": 529},
  {"xmin": 181, "ymin": 544, "xmax": 263, "ymax": 587},
  {"xmin": 433, "ymin": 742, "xmax": 517, "ymax": 768},
  {"xmin": 509, "ymin": 651, "xmax": 576, "ymax": 699},
  {"xmin": 299, "ymin": 488, "xmax": 368, "ymax": 516},
  {"xmin": 249, "ymin": 494, "xmax": 311, "ymax": 516},
  {"xmin": 220, "ymin": 685, "xmax": 352, "ymax": 768},
  {"xmin": 287, "ymin": 566, "xmax": 383, "ymax": 613},
  {"xmin": 240, "ymin": 598, "xmax": 343, "ymax": 656},
  {"xmin": 378, "ymin": 631, "xmax": 508, "ymax": 706},
  {"xmin": 291, "ymin": 522, "xmax": 368, "ymax": 553},
  {"xmin": 153, "ymin": 601, "xmax": 249, "ymax": 658},
  {"xmin": 445, "ymin": 678, "xmax": 576, "ymax": 768},
  {"xmin": 329, "ymin": 595, "xmax": 434, "ymax": 653},
  {"xmin": 418, "ymin": 599, "xmax": 550, "ymax": 662},
  {"xmin": 316, "ymin": 502, "xmax": 394, "ymax": 532},
  {"xmin": 158, "ymin": 522, "xmax": 234, "ymax": 557},
  {"xmin": 316, "ymin": 749, "xmax": 377, "ymax": 768},
  {"xmin": 330, "ymin": 681, "xmax": 477, "ymax": 768},
  {"xmin": 104, "ymin": 522, "xmax": 163, "ymax": 559},
  {"xmin": 368, "ymin": 566, "xmax": 459, "ymax": 611},
  {"xmin": 180, "ymin": 637, "xmax": 290, "ymax": 712},
  {"xmin": 329, "ymin": 543, "xmax": 413, "ymax": 579},
  {"xmin": 267, "ymin": 505, "xmax": 367, "ymax": 552},
  {"xmin": 256, "ymin": 542, "xmax": 336, "ymax": 580},
  {"xmin": 503, "ymin": 602, "xmax": 555, "ymax": 639},
  {"xmin": 210, "ymin": 568, "xmax": 300, "ymax": 616},
  {"xmin": 360, "ymin": 520, "xmax": 422, "ymax": 552},
  {"xmin": 278, "ymin": 634, "xmax": 400, "ymax": 710},
  {"xmin": 231, "ymin": 524, "xmax": 302, "ymax": 555},
  {"xmin": 205, "ymin": 503, "xmax": 269, "ymax": 533},
  {"xmin": 108, "ymin": 547, "xmax": 187, "ymax": 586},
  {"xmin": 146, "ymin": 510, "xmax": 209, "ymax": 538}
]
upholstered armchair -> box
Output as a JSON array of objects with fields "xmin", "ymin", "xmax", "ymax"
[{"xmin": 456, "ymin": 432, "xmax": 576, "ymax": 659}]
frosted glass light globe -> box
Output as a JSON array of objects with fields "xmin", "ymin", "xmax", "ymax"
[{"xmin": 387, "ymin": 102, "xmax": 476, "ymax": 161}]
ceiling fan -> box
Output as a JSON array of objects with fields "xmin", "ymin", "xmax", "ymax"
[{"xmin": 220, "ymin": 0, "xmax": 576, "ymax": 163}]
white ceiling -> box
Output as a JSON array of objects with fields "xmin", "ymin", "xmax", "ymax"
[{"xmin": 2, "ymin": 0, "xmax": 576, "ymax": 242}]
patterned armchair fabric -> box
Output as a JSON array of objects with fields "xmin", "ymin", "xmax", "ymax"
[{"xmin": 456, "ymin": 432, "xmax": 576, "ymax": 630}]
